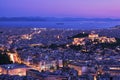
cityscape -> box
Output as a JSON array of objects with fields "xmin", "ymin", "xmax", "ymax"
[
  {"xmin": 1, "ymin": 0, "xmax": 120, "ymax": 80},
  {"xmin": 0, "ymin": 27, "xmax": 120, "ymax": 80}
]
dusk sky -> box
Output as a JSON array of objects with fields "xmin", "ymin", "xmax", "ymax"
[{"xmin": 0, "ymin": 0, "xmax": 120, "ymax": 18}]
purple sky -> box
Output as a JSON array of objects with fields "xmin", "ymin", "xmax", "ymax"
[{"xmin": 0, "ymin": 0, "xmax": 120, "ymax": 18}]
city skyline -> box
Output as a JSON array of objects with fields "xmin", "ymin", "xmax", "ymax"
[
  {"xmin": 1, "ymin": 0, "xmax": 120, "ymax": 80},
  {"xmin": 0, "ymin": 0, "xmax": 120, "ymax": 18}
]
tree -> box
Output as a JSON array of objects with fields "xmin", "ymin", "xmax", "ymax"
[{"xmin": 0, "ymin": 53, "xmax": 13, "ymax": 64}]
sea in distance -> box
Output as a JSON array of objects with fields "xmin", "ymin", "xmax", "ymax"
[{"xmin": 0, "ymin": 21, "xmax": 120, "ymax": 30}]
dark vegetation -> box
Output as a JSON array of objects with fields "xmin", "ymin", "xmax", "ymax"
[
  {"xmin": 0, "ymin": 51, "xmax": 13, "ymax": 64},
  {"xmin": 48, "ymin": 44, "xmax": 67, "ymax": 49},
  {"xmin": 68, "ymin": 33, "xmax": 88, "ymax": 39}
]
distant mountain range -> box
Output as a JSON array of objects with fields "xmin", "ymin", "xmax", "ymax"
[{"xmin": 0, "ymin": 17, "xmax": 120, "ymax": 21}]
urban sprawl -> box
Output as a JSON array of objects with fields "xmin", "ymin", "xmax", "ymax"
[{"xmin": 0, "ymin": 27, "xmax": 120, "ymax": 80}]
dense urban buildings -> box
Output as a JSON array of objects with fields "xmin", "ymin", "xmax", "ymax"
[
  {"xmin": 0, "ymin": 27, "xmax": 120, "ymax": 80},
  {"xmin": 1, "ymin": 0, "xmax": 120, "ymax": 79}
]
